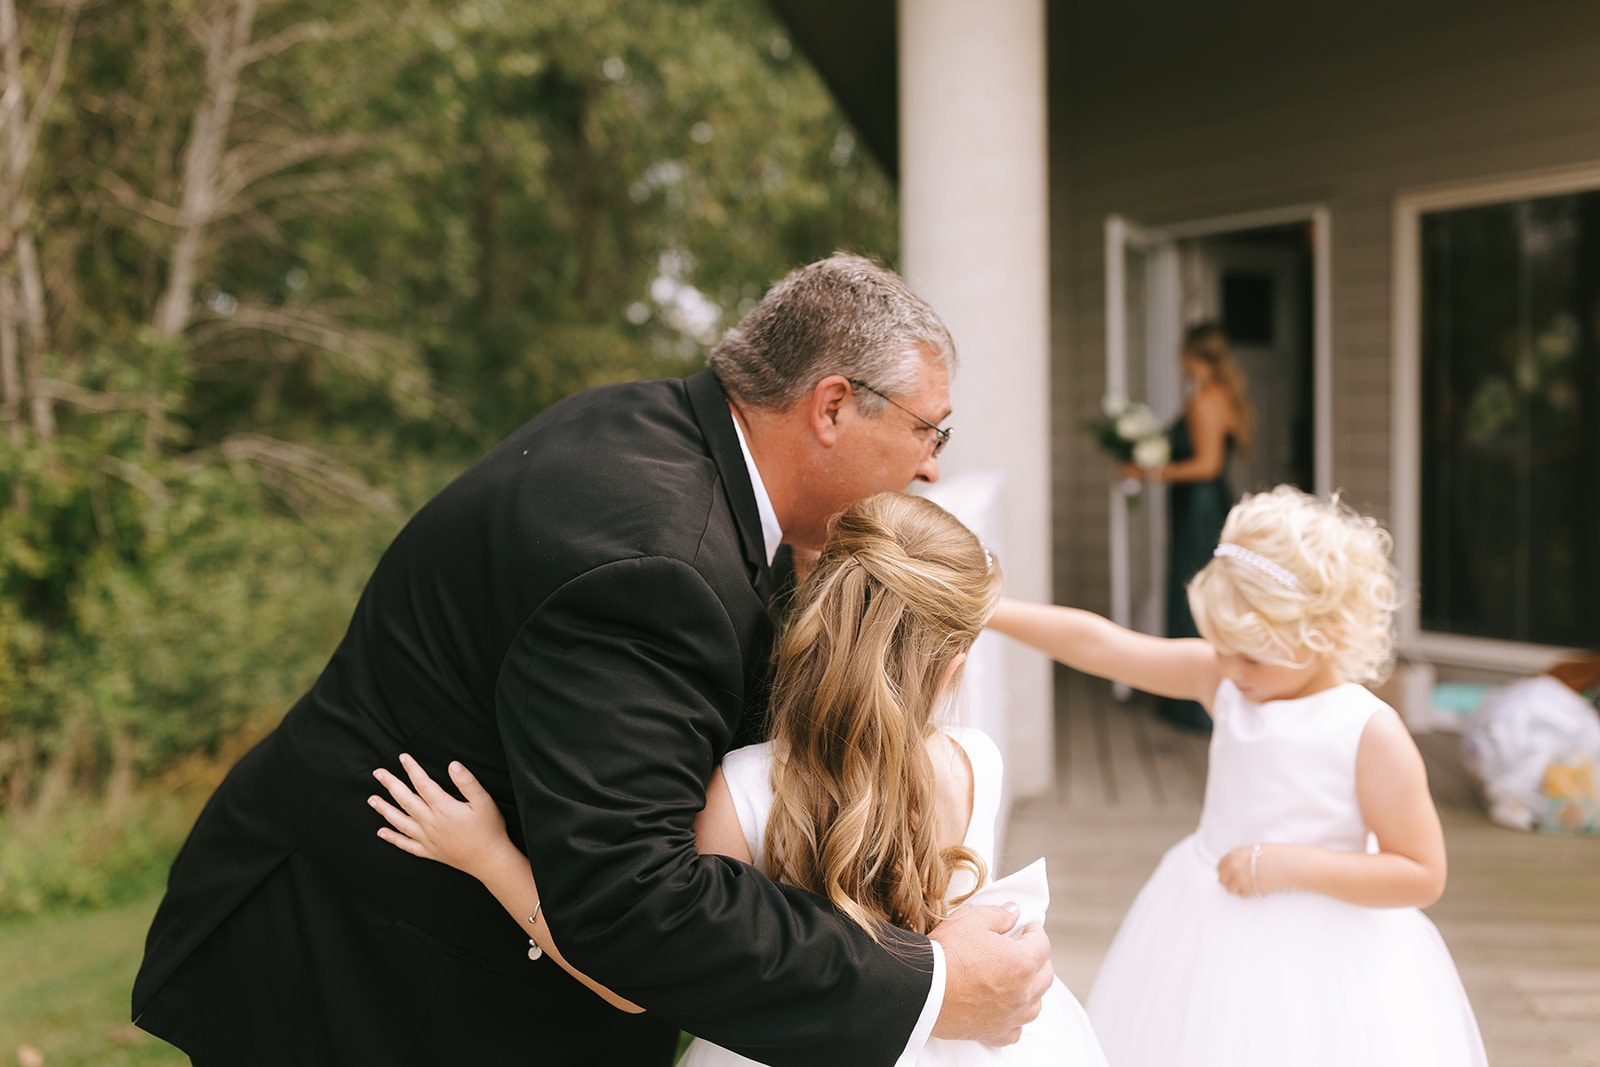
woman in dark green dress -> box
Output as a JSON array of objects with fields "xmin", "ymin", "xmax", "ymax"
[{"xmin": 1122, "ymin": 323, "xmax": 1254, "ymax": 733}]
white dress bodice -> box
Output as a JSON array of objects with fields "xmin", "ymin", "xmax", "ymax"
[
  {"xmin": 1087, "ymin": 679, "xmax": 1487, "ymax": 1067},
  {"xmin": 1195, "ymin": 679, "xmax": 1387, "ymax": 865},
  {"xmin": 720, "ymin": 725, "xmax": 1004, "ymax": 881},
  {"xmin": 686, "ymin": 727, "xmax": 1106, "ymax": 1067}
]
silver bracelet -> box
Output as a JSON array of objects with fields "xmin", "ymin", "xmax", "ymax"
[
  {"xmin": 1249, "ymin": 843, "xmax": 1264, "ymax": 898},
  {"xmin": 527, "ymin": 899, "xmax": 544, "ymax": 960}
]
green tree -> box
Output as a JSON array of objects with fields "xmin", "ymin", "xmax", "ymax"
[{"xmin": 0, "ymin": 0, "xmax": 897, "ymax": 912}]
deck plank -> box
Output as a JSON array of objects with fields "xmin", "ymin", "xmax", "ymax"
[
  {"xmin": 1102, "ymin": 689, "xmax": 1158, "ymax": 811},
  {"xmin": 1123, "ymin": 697, "xmax": 1169, "ymax": 806},
  {"xmin": 1135, "ymin": 698, "xmax": 1210, "ymax": 807},
  {"xmin": 1415, "ymin": 728, "xmax": 1484, "ymax": 813},
  {"xmin": 1062, "ymin": 671, "xmax": 1109, "ymax": 810}
]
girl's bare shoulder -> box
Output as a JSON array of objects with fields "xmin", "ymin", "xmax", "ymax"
[
  {"xmin": 1192, "ymin": 382, "xmax": 1235, "ymax": 416},
  {"xmin": 925, "ymin": 731, "xmax": 976, "ymax": 850}
]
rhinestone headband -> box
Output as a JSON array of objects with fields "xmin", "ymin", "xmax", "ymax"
[{"xmin": 1213, "ymin": 543, "xmax": 1303, "ymax": 592}]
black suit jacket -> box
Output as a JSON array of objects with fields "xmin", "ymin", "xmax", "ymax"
[{"xmin": 132, "ymin": 370, "xmax": 934, "ymax": 1066}]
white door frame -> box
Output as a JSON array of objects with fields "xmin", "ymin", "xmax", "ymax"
[
  {"xmin": 1105, "ymin": 204, "xmax": 1332, "ymax": 657},
  {"xmin": 1104, "ymin": 216, "xmax": 1161, "ymax": 648},
  {"xmin": 1392, "ymin": 163, "xmax": 1600, "ymax": 672}
]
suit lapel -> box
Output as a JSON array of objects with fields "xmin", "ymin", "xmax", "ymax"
[{"xmin": 685, "ymin": 370, "xmax": 774, "ymax": 601}]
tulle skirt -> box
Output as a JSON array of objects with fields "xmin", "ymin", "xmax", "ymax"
[
  {"xmin": 1086, "ymin": 834, "xmax": 1487, "ymax": 1067},
  {"xmin": 679, "ymin": 979, "xmax": 1107, "ymax": 1067}
]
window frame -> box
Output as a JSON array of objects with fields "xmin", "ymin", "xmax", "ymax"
[{"xmin": 1392, "ymin": 164, "xmax": 1600, "ymax": 671}]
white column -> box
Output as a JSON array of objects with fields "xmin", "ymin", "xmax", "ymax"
[{"xmin": 899, "ymin": 0, "xmax": 1053, "ymax": 801}]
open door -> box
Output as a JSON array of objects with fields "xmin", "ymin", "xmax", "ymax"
[
  {"xmin": 1105, "ymin": 210, "xmax": 1326, "ymax": 697},
  {"xmin": 1185, "ymin": 239, "xmax": 1314, "ymax": 494},
  {"xmin": 1104, "ymin": 217, "xmax": 1182, "ymax": 698}
]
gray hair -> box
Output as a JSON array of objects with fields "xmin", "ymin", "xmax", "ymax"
[{"xmin": 707, "ymin": 252, "xmax": 957, "ymax": 414}]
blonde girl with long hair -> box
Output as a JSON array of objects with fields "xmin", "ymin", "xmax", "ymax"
[
  {"xmin": 990, "ymin": 486, "xmax": 1486, "ymax": 1067},
  {"xmin": 368, "ymin": 493, "xmax": 1107, "ymax": 1067},
  {"xmin": 1123, "ymin": 321, "xmax": 1256, "ymax": 734}
]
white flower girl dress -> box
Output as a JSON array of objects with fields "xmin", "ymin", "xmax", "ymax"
[
  {"xmin": 679, "ymin": 727, "xmax": 1107, "ymax": 1067},
  {"xmin": 1087, "ymin": 681, "xmax": 1487, "ymax": 1067}
]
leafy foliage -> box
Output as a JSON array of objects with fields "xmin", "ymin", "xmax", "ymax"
[{"xmin": 0, "ymin": 0, "xmax": 896, "ymax": 912}]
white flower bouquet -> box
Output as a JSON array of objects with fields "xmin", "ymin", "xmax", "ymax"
[
  {"xmin": 1084, "ymin": 394, "xmax": 1169, "ymax": 495},
  {"xmin": 1086, "ymin": 393, "xmax": 1170, "ymax": 465}
]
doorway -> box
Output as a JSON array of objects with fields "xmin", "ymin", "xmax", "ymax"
[
  {"xmin": 1105, "ymin": 208, "xmax": 1328, "ymax": 645},
  {"xmin": 1190, "ymin": 230, "xmax": 1316, "ymax": 495}
]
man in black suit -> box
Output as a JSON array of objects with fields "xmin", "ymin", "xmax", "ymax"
[{"xmin": 133, "ymin": 253, "xmax": 1052, "ymax": 1066}]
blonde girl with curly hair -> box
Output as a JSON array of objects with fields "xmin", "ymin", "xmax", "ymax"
[
  {"xmin": 990, "ymin": 485, "xmax": 1486, "ymax": 1067},
  {"xmin": 367, "ymin": 493, "xmax": 1107, "ymax": 1067}
]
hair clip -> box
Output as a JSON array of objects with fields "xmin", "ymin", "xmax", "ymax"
[{"xmin": 1213, "ymin": 543, "xmax": 1303, "ymax": 592}]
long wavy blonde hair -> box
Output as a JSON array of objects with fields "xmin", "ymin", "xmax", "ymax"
[
  {"xmin": 1185, "ymin": 322, "xmax": 1256, "ymax": 457},
  {"xmin": 764, "ymin": 493, "xmax": 1002, "ymax": 939}
]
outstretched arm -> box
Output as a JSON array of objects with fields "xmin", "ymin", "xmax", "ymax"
[
  {"xmin": 370, "ymin": 755, "xmax": 644, "ymax": 1013},
  {"xmin": 988, "ymin": 598, "xmax": 1221, "ymax": 707},
  {"xmin": 1216, "ymin": 708, "xmax": 1448, "ymax": 907}
]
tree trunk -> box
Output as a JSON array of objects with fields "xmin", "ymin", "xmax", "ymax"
[
  {"xmin": 1, "ymin": 0, "xmax": 82, "ymax": 443},
  {"xmin": 0, "ymin": 271, "xmax": 21, "ymax": 445},
  {"xmin": 0, "ymin": 272, "xmax": 27, "ymax": 509},
  {"xmin": 104, "ymin": 727, "xmax": 136, "ymax": 819},
  {"xmin": 3, "ymin": 731, "xmax": 36, "ymax": 811},
  {"xmin": 0, "ymin": 0, "xmax": 24, "ymax": 208},
  {"xmin": 152, "ymin": 0, "xmax": 258, "ymax": 339},
  {"xmin": 13, "ymin": 230, "xmax": 51, "ymax": 440},
  {"xmin": 472, "ymin": 136, "xmax": 502, "ymax": 333},
  {"xmin": 29, "ymin": 714, "xmax": 81, "ymax": 820},
  {"xmin": 2, "ymin": 0, "xmax": 32, "ymax": 444},
  {"xmin": 574, "ymin": 83, "xmax": 601, "ymax": 308}
]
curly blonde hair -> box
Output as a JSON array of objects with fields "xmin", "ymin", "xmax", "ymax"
[
  {"xmin": 1188, "ymin": 485, "xmax": 1401, "ymax": 684},
  {"xmin": 764, "ymin": 493, "xmax": 1001, "ymax": 939}
]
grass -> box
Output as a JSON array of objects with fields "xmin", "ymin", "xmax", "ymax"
[
  {"xmin": 0, "ymin": 796, "xmax": 193, "ymax": 918},
  {"xmin": 0, "ymin": 890, "xmax": 188, "ymax": 1067},
  {"xmin": 0, "ymin": 890, "xmax": 697, "ymax": 1067}
]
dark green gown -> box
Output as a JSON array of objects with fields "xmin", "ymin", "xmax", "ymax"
[{"xmin": 1159, "ymin": 414, "xmax": 1234, "ymax": 733}]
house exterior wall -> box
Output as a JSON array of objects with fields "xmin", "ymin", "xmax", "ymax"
[{"xmin": 1047, "ymin": 0, "xmax": 1600, "ymax": 629}]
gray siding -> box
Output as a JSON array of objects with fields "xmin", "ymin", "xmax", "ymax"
[{"xmin": 1047, "ymin": 0, "xmax": 1600, "ymax": 613}]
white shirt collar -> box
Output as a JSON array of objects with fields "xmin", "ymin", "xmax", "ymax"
[{"xmin": 727, "ymin": 405, "xmax": 783, "ymax": 565}]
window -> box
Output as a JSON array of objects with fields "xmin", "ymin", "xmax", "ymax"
[{"xmin": 1419, "ymin": 192, "xmax": 1600, "ymax": 649}]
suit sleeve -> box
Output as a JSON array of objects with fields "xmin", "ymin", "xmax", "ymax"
[{"xmin": 497, "ymin": 555, "xmax": 934, "ymax": 1067}]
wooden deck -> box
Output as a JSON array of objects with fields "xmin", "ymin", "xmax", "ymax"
[{"xmin": 1001, "ymin": 670, "xmax": 1600, "ymax": 1067}]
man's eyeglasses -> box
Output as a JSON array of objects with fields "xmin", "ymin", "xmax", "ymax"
[{"xmin": 846, "ymin": 379, "xmax": 952, "ymax": 457}]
